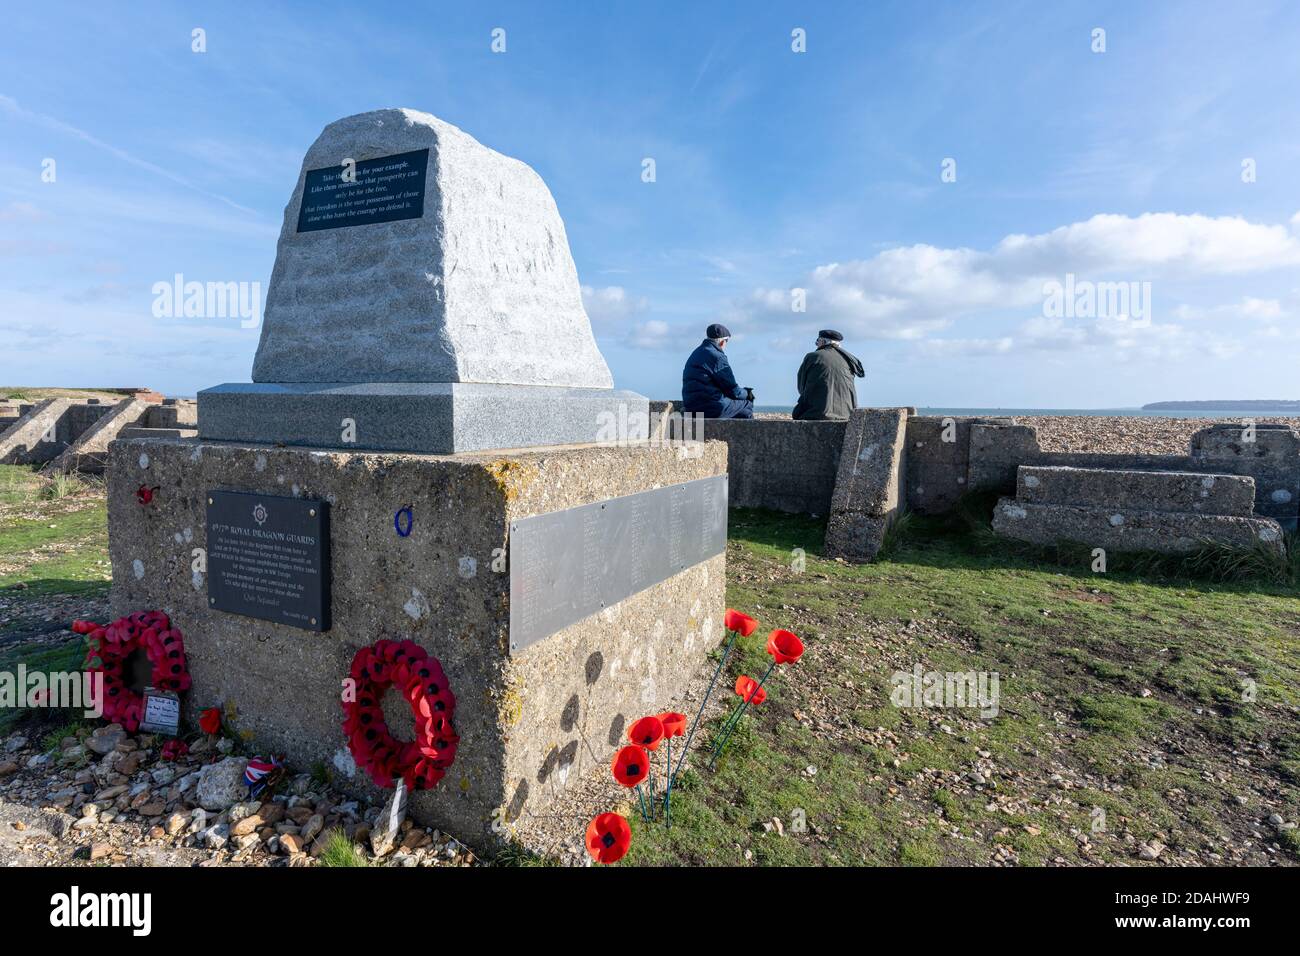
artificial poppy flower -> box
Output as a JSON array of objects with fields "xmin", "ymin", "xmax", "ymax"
[
  {"xmin": 724, "ymin": 608, "xmax": 759, "ymax": 637},
  {"xmin": 766, "ymin": 629, "xmax": 805, "ymax": 665},
  {"xmin": 198, "ymin": 707, "xmax": 222, "ymax": 735},
  {"xmin": 135, "ymin": 485, "xmax": 159, "ymax": 505},
  {"xmin": 628, "ymin": 715, "xmax": 665, "ymax": 751},
  {"xmin": 160, "ymin": 739, "xmax": 189, "ymax": 761},
  {"xmin": 734, "ymin": 675, "xmax": 767, "ymax": 705},
  {"xmin": 658, "ymin": 712, "xmax": 687, "ymax": 738},
  {"xmin": 611, "ymin": 745, "xmax": 650, "ymax": 787},
  {"xmin": 585, "ymin": 812, "xmax": 632, "ymax": 865}
]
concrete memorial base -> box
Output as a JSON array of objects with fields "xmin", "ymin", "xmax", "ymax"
[
  {"xmin": 198, "ymin": 382, "xmax": 649, "ymax": 454},
  {"xmin": 106, "ymin": 436, "xmax": 726, "ymax": 848}
]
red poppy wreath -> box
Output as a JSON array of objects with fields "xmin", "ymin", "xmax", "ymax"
[
  {"xmin": 74, "ymin": 610, "xmax": 192, "ymax": 733},
  {"xmin": 342, "ymin": 639, "xmax": 459, "ymax": 791}
]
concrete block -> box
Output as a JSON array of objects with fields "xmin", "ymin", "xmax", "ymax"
[
  {"xmin": 107, "ymin": 436, "xmax": 726, "ymax": 848},
  {"xmin": 991, "ymin": 498, "xmax": 1285, "ymax": 556},
  {"xmin": 967, "ymin": 423, "xmax": 1044, "ymax": 493},
  {"xmin": 823, "ymin": 408, "xmax": 908, "ymax": 562},
  {"xmin": 1191, "ymin": 422, "xmax": 1300, "ymax": 460},
  {"xmin": 147, "ymin": 402, "xmax": 198, "ymax": 428},
  {"xmin": 700, "ymin": 418, "xmax": 846, "ymax": 514},
  {"xmin": 905, "ymin": 416, "xmax": 1012, "ymax": 513},
  {"xmin": 1016, "ymin": 465, "xmax": 1256, "ymax": 517},
  {"xmin": 828, "ymin": 408, "xmax": 908, "ymax": 515}
]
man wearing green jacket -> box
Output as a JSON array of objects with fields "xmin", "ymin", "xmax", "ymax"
[{"xmin": 791, "ymin": 329, "xmax": 865, "ymax": 421}]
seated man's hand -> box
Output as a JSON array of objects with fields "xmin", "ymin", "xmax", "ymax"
[{"xmin": 744, "ymin": 387, "xmax": 755, "ymax": 401}]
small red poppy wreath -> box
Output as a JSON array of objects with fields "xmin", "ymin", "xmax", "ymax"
[
  {"xmin": 341, "ymin": 639, "xmax": 459, "ymax": 791},
  {"xmin": 74, "ymin": 611, "xmax": 191, "ymax": 733}
]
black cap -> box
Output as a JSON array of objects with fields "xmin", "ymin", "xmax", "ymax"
[
  {"xmin": 706, "ymin": 323, "xmax": 731, "ymax": 339},
  {"xmin": 818, "ymin": 329, "xmax": 843, "ymax": 341}
]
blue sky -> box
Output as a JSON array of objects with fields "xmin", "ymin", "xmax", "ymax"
[{"xmin": 2, "ymin": 1, "xmax": 1299, "ymax": 407}]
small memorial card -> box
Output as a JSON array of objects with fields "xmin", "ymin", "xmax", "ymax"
[{"xmin": 140, "ymin": 687, "xmax": 181, "ymax": 736}]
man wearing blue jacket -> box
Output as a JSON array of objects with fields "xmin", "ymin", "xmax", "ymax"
[{"xmin": 681, "ymin": 323, "xmax": 754, "ymax": 419}]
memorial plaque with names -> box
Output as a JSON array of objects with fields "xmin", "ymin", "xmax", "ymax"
[
  {"xmin": 206, "ymin": 490, "xmax": 330, "ymax": 632},
  {"xmin": 296, "ymin": 148, "xmax": 429, "ymax": 233},
  {"xmin": 508, "ymin": 475, "xmax": 727, "ymax": 653}
]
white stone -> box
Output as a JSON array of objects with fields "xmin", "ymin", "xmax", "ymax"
[
  {"xmin": 196, "ymin": 757, "xmax": 249, "ymax": 811},
  {"xmin": 250, "ymin": 108, "xmax": 612, "ymax": 389}
]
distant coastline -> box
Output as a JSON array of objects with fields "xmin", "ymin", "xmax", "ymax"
[{"xmin": 1141, "ymin": 400, "xmax": 1300, "ymax": 411}]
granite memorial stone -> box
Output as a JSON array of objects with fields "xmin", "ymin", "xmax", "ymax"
[{"xmin": 200, "ymin": 108, "xmax": 645, "ymax": 453}]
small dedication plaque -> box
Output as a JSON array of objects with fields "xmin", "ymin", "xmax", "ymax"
[
  {"xmin": 206, "ymin": 490, "xmax": 330, "ymax": 631},
  {"xmin": 140, "ymin": 687, "xmax": 180, "ymax": 736},
  {"xmin": 296, "ymin": 148, "xmax": 429, "ymax": 233}
]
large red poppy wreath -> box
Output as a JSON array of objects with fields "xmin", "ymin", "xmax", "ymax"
[
  {"xmin": 74, "ymin": 610, "xmax": 192, "ymax": 733},
  {"xmin": 342, "ymin": 639, "xmax": 459, "ymax": 791}
]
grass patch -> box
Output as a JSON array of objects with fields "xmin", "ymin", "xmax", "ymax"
[
  {"xmin": 316, "ymin": 829, "xmax": 371, "ymax": 867},
  {"xmin": 615, "ymin": 506, "xmax": 1300, "ymax": 866}
]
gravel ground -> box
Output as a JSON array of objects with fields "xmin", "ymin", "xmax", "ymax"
[
  {"xmin": 0, "ymin": 721, "xmax": 480, "ymax": 868},
  {"xmin": 755, "ymin": 411, "xmax": 1300, "ymax": 457},
  {"xmin": 1017, "ymin": 416, "xmax": 1300, "ymax": 456}
]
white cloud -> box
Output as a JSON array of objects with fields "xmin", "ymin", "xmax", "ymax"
[
  {"xmin": 741, "ymin": 211, "xmax": 1300, "ymax": 341},
  {"xmin": 628, "ymin": 319, "xmax": 672, "ymax": 350},
  {"xmin": 580, "ymin": 285, "xmax": 682, "ymax": 351},
  {"xmin": 917, "ymin": 336, "xmax": 1015, "ymax": 357},
  {"xmin": 581, "ymin": 284, "xmax": 648, "ymax": 326}
]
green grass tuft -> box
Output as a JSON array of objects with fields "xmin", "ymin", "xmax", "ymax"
[{"xmin": 316, "ymin": 829, "xmax": 370, "ymax": 867}]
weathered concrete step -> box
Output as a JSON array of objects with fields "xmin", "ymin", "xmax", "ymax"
[
  {"xmin": 992, "ymin": 498, "xmax": 1284, "ymax": 555},
  {"xmin": 117, "ymin": 427, "xmax": 198, "ymax": 440},
  {"xmin": 1016, "ymin": 465, "xmax": 1256, "ymax": 517},
  {"xmin": 0, "ymin": 398, "xmax": 72, "ymax": 465},
  {"xmin": 43, "ymin": 398, "xmax": 150, "ymax": 474}
]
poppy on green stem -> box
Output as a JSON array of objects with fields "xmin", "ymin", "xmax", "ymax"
[
  {"xmin": 612, "ymin": 745, "xmax": 650, "ymax": 787},
  {"xmin": 585, "ymin": 812, "xmax": 632, "ymax": 864},
  {"xmin": 766, "ymin": 629, "xmax": 804, "ymax": 665},
  {"xmin": 734, "ymin": 675, "xmax": 767, "ymax": 705},
  {"xmin": 724, "ymin": 608, "xmax": 759, "ymax": 636},
  {"xmin": 629, "ymin": 715, "xmax": 665, "ymax": 751}
]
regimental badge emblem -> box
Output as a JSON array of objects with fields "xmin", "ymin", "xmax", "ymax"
[{"xmin": 252, "ymin": 503, "xmax": 268, "ymax": 527}]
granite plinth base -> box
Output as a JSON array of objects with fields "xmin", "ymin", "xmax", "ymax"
[{"xmin": 198, "ymin": 382, "xmax": 649, "ymax": 454}]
